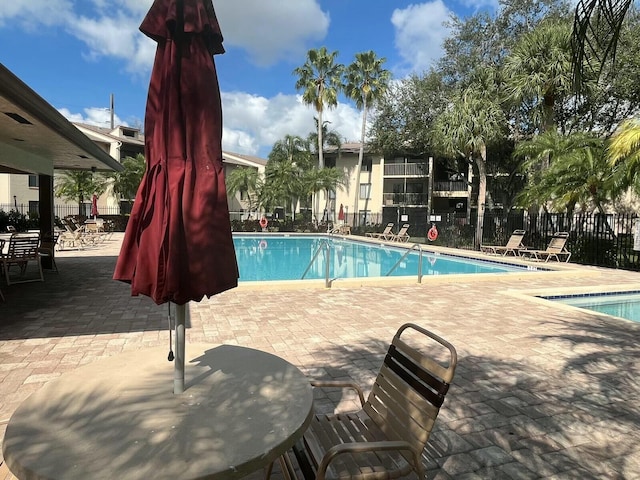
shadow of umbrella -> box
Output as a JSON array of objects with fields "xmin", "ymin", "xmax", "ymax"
[{"xmin": 113, "ymin": 0, "xmax": 238, "ymax": 393}]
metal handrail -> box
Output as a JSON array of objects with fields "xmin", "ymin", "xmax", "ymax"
[
  {"xmin": 385, "ymin": 243, "xmax": 424, "ymax": 283},
  {"xmin": 301, "ymin": 239, "xmax": 331, "ymax": 287}
]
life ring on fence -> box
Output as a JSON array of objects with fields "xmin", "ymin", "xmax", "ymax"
[
  {"xmin": 427, "ymin": 225, "xmax": 438, "ymax": 242},
  {"xmin": 259, "ymin": 217, "xmax": 268, "ymax": 229},
  {"xmin": 259, "ymin": 239, "xmax": 268, "ymax": 250}
]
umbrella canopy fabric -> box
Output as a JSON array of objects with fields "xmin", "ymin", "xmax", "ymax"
[
  {"xmin": 338, "ymin": 204, "xmax": 345, "ymax": 221},
  {"xmin": 91, "ymin": 194, "xmax": 99, "ymax": 218},
  {"xmin": 114, "ymin": 0, "xmax": 238, "ymax": 306}
]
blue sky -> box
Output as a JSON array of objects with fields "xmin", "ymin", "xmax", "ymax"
[{"xmin": 0, "ymin": 0, "xmax": 497, "ymax": 158}]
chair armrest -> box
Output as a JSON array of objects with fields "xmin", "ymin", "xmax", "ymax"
[
  {"xmin": 310, "ymin": 380, "xmax": 366, "ymax": 407},
  {"xmin": 317, "ymin": 441, "xmax": 421, "ymax": 480}
]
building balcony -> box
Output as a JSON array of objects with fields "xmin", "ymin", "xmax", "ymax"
[
  {"xmin": 433, "ymin": 181, "xmax": 467, "ymax": 193},
  {"xmin": 383, "ymin": 163, "xmax": 426, "ymax": 177}
]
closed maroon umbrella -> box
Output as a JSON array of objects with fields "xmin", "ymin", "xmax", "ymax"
[
  {"xmin": 91, "ymin": 194, "xmax": 99, "ymax": 219},
  {"xmin": 114, "ymin": 0, "xmax": 238, "ymax": 392},
  {"xmin": 338, "ymin": 203, "xmax": 345, "ymax": 222}
]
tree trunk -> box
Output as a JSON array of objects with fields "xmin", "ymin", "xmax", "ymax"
[
  {"xmin": 353, "ymin": 98, "xmax": 368, "ymax": 227},
  {"xmin": 475, "ymin": 146, "xmax": 487, "ymax": 250}
]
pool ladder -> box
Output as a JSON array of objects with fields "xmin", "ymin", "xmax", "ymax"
[{"xmin": 302, "ymin": 241, "xmax": 425, "ymax": 287}]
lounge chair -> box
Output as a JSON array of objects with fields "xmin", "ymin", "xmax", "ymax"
[
  {"xmin": 390, "ymin": 223, "xmax": 411, "ymax": 242},
  {"xmin": 365, "ymin": 222, "xmax": 394, "ymax": 240},
  {"xmin": 480, "ymin": 229, "xmax": 527, "ymax": 256},
  {"xmin": 282, "ymin": 323, "xmax": 457, "ymax": 480},
  {"xmin": 521, "ymin": 232, "xmax": 571, "ymax": 262}
]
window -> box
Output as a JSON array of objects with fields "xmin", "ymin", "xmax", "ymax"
[
  {"xmin": 328, "ymin": 190, "xmax": 336, "ymax": 200},
  {"xmin": 362, "ymin": 157, "xmax": 372, "ymax": 172},
  {"xmin": 28, "ymin": 175, "xmax": 39, "ymax": 188},
  {"xmin": 29, "ymin": 201, "xmax": 39, "ymax": 214},
  {"xmin": 359, "ymin": 183, "xmax": 371, "ymax": 199}
]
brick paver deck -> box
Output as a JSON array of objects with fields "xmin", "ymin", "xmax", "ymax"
[{"xmin": 1, "ymin": 233, "xmax": 639, "ymax": 479}]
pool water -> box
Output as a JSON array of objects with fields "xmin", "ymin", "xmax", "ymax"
[
  {"xmin": 547, "ymin": 292, "xmax": 640, "ymax": 323},
  {"xmin": 233, "ymin": 235, "xmax": 531, "ymax": 282}
]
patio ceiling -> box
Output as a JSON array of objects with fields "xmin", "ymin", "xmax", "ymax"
[{"xmin": 0, "ymin": 63, "xmax": 123, "ymax": 176}]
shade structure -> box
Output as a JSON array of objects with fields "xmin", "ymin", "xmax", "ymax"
[
  {"xmin": 91, "ymin": 194, "xmax": 99, "ymax": 218},
  {"xmin": 114, "ymin": 0, "xmax": 239, "ymax": 306},
  {"xmin": 338, "ymin": 203, "xmax": 345, "ymax": 222}
]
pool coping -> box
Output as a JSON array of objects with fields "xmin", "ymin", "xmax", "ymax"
[{"xmin": 502, "ymin": 283, "xmax": 640, "ymax": 325}]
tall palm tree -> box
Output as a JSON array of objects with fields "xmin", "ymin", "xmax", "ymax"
[
  {"xmin": 293, "ymin": 47, "xmax": 344, "ymax": 170},
  {"xmin": 433, "ymin": 86, "xmax": 506, "ymax": 248},
  {"xmin": 503, "ymin": 17, "xmax": 574, "ymax": 135},
  {"xmin": 225, "ymin": 167, "xmax": 260, "ymax": 218},
  {"xmin": 343, "ymin": 51, "xmax": 391, "ymax": 225}
]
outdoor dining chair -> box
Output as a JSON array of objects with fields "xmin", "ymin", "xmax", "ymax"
[
  {"xmin": 0, "ymin": 233, "xmax": 43, "ymax": 285},
  {"xmin": 282, "ymin": 323, "xmax": 457, "ymax": 480}
]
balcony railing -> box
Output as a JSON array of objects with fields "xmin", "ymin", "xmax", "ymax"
[
  {"xmin": 383, "ymin": 163, "xmax": 426, "ymax": 176},
  {"xmin": 382, "ymin": 193, "xmax": 429, "ymax": 206},
  {"xmin": 433, "ymin": 181, "xmax": 467, "ymax": 192}
]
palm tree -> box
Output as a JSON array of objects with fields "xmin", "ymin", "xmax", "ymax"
[
  {"xmin": 108, "ymin": 153, "xmax": 146, "ymax": 210},
  {"xmin": 504, "ymin": 17, "xmax": 573, "ymax": 135},
  {"xmin": 433, "ymin": 86, "xmax": 506, "ymax": 248},
  {"xmin": 608, "ymin": 117, "xmax": 640, "ymax": 194},
  {"xmin": 515, "ymin": 131, "xmax": 615, "ymax": 217},
  {"xmin": 293, "ymin": 47, "xmax": 344, "ymax": 170},
  {"xmin": 307, "ymin": 119, "xmax": 343, "ymax": 220},
  {"xmin": 572, "ymin": 0, "xmax": 634, "ymax": 90},
  {"xmin": 343, "ymin": 51, "xmax": 391, "ymax": 225},
  {"xmin": 226, "ymin": 167, "xmax": 260, "ymax": 218},
  {"xmin": 55, "ymin": 170, "xmax": 108, "ymax": 215}
]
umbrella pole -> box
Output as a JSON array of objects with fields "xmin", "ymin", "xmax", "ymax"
[{"xmin": 174, "ymin": 302, "xmax": 186, "ymax": 394}]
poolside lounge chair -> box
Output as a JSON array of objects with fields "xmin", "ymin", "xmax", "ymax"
[
  {"xmin": 365, "ymin": 222, "xmax": 394, "ymax": 240},
  {"xmin": 390, "ymin": 223, "xmax": 411, "ymax": 242},
  {"xmin": 521, "ymin": 232, "xmax": 571, "ymax": 262},
  {"xmin": 282, "ymin": 323, "xmax": 457, "ymax": 480},
  {"xmin": 480, "ymin": 229, "xmax": 527, "ymax": 256}
]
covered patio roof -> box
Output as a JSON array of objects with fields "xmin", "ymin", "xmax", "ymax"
[{"xmin": 0, "ymin": 63, "xmax": 123, "ymax": 175}]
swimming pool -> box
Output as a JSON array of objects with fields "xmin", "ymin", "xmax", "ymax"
[
  {"xmin": 233, "ymin": 234, "xmax": 534, "ymax": 282},
  {"xmin": 545, "ymin": 291, "xmax": 640, "ymax": 323}
]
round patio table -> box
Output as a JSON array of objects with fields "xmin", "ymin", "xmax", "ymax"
[{"xmin": 2, "ymin": 344, "xmax": 314, "ymax": 480}]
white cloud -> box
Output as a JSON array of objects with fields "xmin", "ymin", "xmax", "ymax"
[
  {"xmin": 391, "ymin": 1, "xmax": 453, "ymax": 74},
  {"xmin": 215, "ymin": 0, "xmax": 329, "ymax": 66},
  {"xmin": 58, "ymin": 107, "xmax": 125, "ymax": 128},
  {"xmin": 0, "ymin": 0, "xmax": 73, "ymax": 28},
  {"xmin": 221, "ymin": 92, "xmax": 361, "ymax": 157}
]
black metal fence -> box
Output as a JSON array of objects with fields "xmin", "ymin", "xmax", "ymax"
[{"xmin": 432, "ymin": 211, "xmax": 640, "ymax": 271}]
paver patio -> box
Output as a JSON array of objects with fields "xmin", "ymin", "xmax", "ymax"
[{"xmin": 1, "ymin": 233, "xmax": 639, "ymax": 479}]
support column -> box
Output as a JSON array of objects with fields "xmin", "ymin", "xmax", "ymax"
[{"xmin": 38, "ymin": 174, "xmax": 55, "ymax": 269}]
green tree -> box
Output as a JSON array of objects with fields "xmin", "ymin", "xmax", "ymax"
[
  {"xmin": 515, "ymin": 131, "xmax": 615, "ymax": 216},
  {"xmin": 55, "ymin": 170, "xmax": 109, "ymax": 215},
  {"xmin": 432, "ymin": 85, "xmax": 507, "ymax": 248},
  {"xmin": 343, "ymin": 51, "xmax": 391, "ymax": 224},
  {"xmin": 293, "ymin": 47, "xmax": 344, "ymax": 170},
  {"xmin": 608, "ymin": 117, "xmax": 640, "ymax": 194},
  {"xmin": 226, "ymin": 167, "xmax": 260, "ymax": 218},
  {"xmin": 503, "ymin": 17, "xmax": 574, "ymax": 136},
  {"xmin": 108, "ymin": 153, "xmax": 146, "ymax": 208}
]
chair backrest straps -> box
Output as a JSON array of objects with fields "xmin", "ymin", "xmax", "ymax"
[{"xmin": 384, "ymin": 344, "xmax": 449, "ymax": 408}]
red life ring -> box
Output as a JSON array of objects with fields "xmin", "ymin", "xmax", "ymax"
[
  {"xmin": 259, "ymin": 217, "xmax": 268, "ymax": 229},
  {"xmin": 427, "ymin": 225, "xmax": 438, "ymax": 241},
  {"xmin": 259, "ymin": 239, "xmax": 268, "ymax": 250}
]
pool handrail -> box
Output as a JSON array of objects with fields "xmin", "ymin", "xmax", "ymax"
[
  {"xmin": 301, "ymin": 239, "xmax": 331, "ymax": 287},
  {"xmin": 385, "ymin": 243, "xmax": 424, "ymax": 283}
]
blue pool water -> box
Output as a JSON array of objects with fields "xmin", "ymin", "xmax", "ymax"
[
  {"xmin": 546, "ymin": 292, "xmax": 640, "ymax": 323},
  {"xmin": 233, "ymin": 235, "xmax": 532, "ymax": 282}
]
